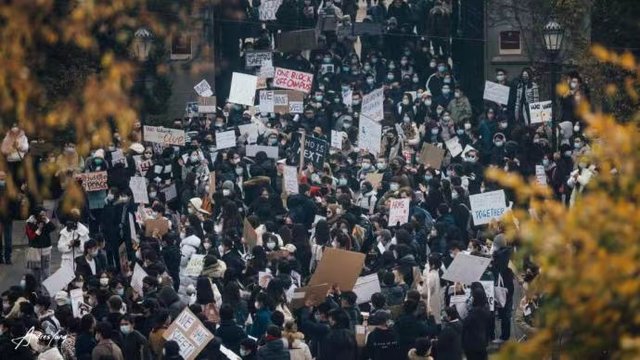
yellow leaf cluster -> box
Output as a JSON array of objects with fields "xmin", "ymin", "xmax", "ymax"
[{"xmin": 493, "ymin": 47, "xmax": 640, "ymax": 359}]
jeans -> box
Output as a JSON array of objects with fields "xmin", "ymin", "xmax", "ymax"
[{"xmin": 0, "ymin": 220, "xmax": 12, "ymax": 261}]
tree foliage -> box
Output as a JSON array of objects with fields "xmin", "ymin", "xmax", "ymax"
[{"xmin": 494, "ymin": 47, "xmax": 640, "ymax": 359}]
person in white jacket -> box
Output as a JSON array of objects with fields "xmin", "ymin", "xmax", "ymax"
[
  {"xmin": 180, "ymin": 227, "xmax": 201, "ymax": 267},
  {"xmin": 420, "ymin": 253, "xmax": 444, "ymax": 325},
  {"xmin": 1, "ymin": 124, "xmax": 29, "ymax": 163},
  {"xmin": 57, "ymin": 213, "xmax": 90, "ymax": 270}
]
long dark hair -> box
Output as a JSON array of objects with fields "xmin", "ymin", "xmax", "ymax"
[
  {"xmin": 314, "ymin": 220, "xmax": 330, "ymax": 246},
  {"xmin": 196, "ymin": 276, "xmax": 215, "ymax": 304}
]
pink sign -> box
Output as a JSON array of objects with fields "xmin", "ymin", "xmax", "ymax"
[{"xmin": 273, "ymin": 67, "xmax": 314, "ymax": 94}]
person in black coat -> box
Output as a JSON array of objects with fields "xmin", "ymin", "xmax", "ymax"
[
  {"xmin": 462, "ymin": 286, "xmax": 492, "ymax": 360},
  {"xmin": 320, "ymin": 309, "xmax": 357, "ymax": 360},
  {"xmin": 215, "ymin": 304, "xmax": 248, "ymax": 355},
  {"xmin": 75, "ymin": 239, "xmax": 106, "ymax": 281},
  {"xmin": 362, "ymin": 311, "xmax": 401, "ymax": 360},
  {"xmin": 161, "ymin": 232, "xmax": 182, "ymax": 292},
  {"xmin": 492, "ymin": 239, "xmax": 515, "ymax": 342},
  {"xmin": 286, "ymin": 184, "xmax": 317, "ymax": 228},
  {"xmin": 256, "ymin": 325, "xmax": 290, "ymax": 360},
  {"xmin": 76, "ymin": 314, "xmax": 98, "ymax": 360},
  {"xmin": 435, "ymin": 306, "xmax": 463, "ymax": 360},
  {"xmin": 393, "ymin": 299, "xmax": 434, "ymax": 357}
]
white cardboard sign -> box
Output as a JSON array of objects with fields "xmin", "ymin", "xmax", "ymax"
[
  {"xmin": 215, "ymin": 130, "xmax": 236, "ymax": 150},
  {"xmin": 131, "ymin": 263, "xmax": 148, "ymax": 296},
  {"xmin": 388, "ymin": 198, "xmax": 410, "ymax": 226},
  {"xmin": 361, "ymin": 87, "xmax": 384, "ymax": 122},
  {"xmin": 358, "ymin": 115, "xmax": 382, "ymax": 155},
  {"xmin": 352, "ymin": 274, "xmax": 381, "ymax": 304},
  {"xmin": 228, "ymin": 72, "xmax": 258, "ymax": 106},
  {"xmin": 529, "ymin": 100, "xmax": 553, "ymax": 124},
  {"xmin": 245, "ymin": 145, "xmax": 279, "ymax": 159},
  {"xmin": 283, "ymin": 165, "xmax": 299, "ymax": 194},
  {"xmin": 143, "ymin": 126, "xmax": 186, "ymax": 146},
  {"xmin": 469, "ymin": 190, "xmax": 507, "ymax": 226},
  {"xmin": 259, "ymin": 90, "xmax": 275, "ymax": 113},
  {"xmin": 331, "ymin": 130, "xmax": 345, "ymax": 150},
  {"xmin": 194, "ymin": 79, "xmax": 213, "ymax": 97},
  {"xmin": 129, "ymin": 176, "xmax": 149, "ymax": 204},
  {"xmin": 442, "ymin": 253, "xmax": 492, "ymax": 285},
  {"xmin": 483, "ymin": 81, "xmax": 510, "ymax": 105},
  {"xmin": 445, "ymin": 136, "xmax": 464, "ymax": 158},
  {"xmin": 42, "ymin": 263, "xmax": 75, "ymax": 296},
  {"xmin": 184, "ymin": 254, "xmax": 205, "ymax": 277}
]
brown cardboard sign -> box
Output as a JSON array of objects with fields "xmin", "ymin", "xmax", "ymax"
[
  {"xmin": 290, "ymin": 283, "xmax": 332, "ymax": 309},
  {"xmin": 144, "ymin": 218, "xmax": 170, "ymax": 238},
  {"xmin": 365, "ymin": 173, "xmax": 383, "ymax": 189},
  {"xmin": 419, "ymin": 143, "xmax": 446, "ymax": 169},
  {"xmin": 308, "ymin": 248, "xmax": 365, "ymax": 291}
]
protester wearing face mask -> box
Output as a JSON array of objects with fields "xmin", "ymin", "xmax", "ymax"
[
  {"xmin": 514, "ymin": 67, "xmax": 540, "ymax": 125},
  {"xmin": 426, "ymin": 60, "xmax": 450, "ymax": 97},
  {"xmin": 435, "ymin": 83, "xmax": 454, "ymax": 108},
  {"xmin": 478, "ymin": 107, "xmax": 499, "ymax": 154},
  {"xmin": 74, "ymin": 239, "xmax": 105, "ymax": 280},
  {"xmin": 25, "ymin": 206, "xmax": 56, "ymax": 283},
  {"xmin": 447, "ymin": 86, "xmax": 472, "ymax": 125},
  {"xmin": 58, "ymin": 209, "xmax": 89, "ymax": 272},
  {"xmin": 489, "ymin": 133, "xmax": 508, "ymax": 167}
]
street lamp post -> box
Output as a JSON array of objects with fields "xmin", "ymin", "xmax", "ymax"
[{"xmin": 543, "ymin": 19, "xmax": 565, "ymax": 151}]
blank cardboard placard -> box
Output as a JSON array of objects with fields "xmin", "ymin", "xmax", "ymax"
[
  {"xmin": 352, "ymin": 274, "xmax": 381, "ymax": 304},
  {"xmin": 419, "ymin": 143, "xmax": 446, "ymax": 169},
  {"xmin": 365, "ymin": 173, "xmax": 383, "ymax": 188},
  {"xmin": 228, "ymin": 72, "xmax": 258, "ymax": 106},
  {"xmin": 308, "ymin": 248, "xmax": 365, "ymax": 291},
  {"xmin": 144, "ymin": 218, "xmax": 170, "ymax": 237},
  {"xmin": 442, "ymin": 253, "xmax": 492, "ymax": 285},
  {"xmin": 289, "ymin": 283, "xmax": 332, "ymax": 309}
]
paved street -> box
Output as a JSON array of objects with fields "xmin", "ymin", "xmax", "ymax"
[{"xmin": 0, "ymin": 221, "xmax": 62, "ymax": 292}]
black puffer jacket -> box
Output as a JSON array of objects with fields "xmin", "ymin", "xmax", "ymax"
[{"xmin": 319, "ymin": 328, "xmax": 357, "ymax": 360}]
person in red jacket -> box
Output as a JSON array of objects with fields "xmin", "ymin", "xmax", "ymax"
[{"xmin": 25, "ymin": 206, "xmax": 56, "ymax": 283}]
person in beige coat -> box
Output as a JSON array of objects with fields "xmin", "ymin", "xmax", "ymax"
[
  {"xmin": 419, "ymin": 254, "xmax": 444, "ymax": 325},
  {"xmin": 92, "ymin": 322, "xmax": 124, "ymax": 360}
]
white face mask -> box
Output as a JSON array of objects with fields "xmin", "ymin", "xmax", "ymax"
[
  {"xmin": 218, "ymin": 245, "xmax": 225, "ymax": 255},
  {"xmin": 390, "ymin": 183, "xmax": 399, "ymax": 191},
  {"xmin": 222, "ymin": 189, "xmax": 231, "ymax": 196},
  {"xmin": 203, "ymin": 243, "xmax": 211, "ymax": 250},
  {"xmin": 100, "ymin": 278, "xmax": 109, "ymax": 286},
  {"xmin": 240, "ymin": 349, "xmax": 250, "ymax": 356},
  {"xmin": 266, "ymin": 242, "xmax": 276, "ymax": 250}
]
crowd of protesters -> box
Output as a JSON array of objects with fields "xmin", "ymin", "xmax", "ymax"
[{"xmin": 0, "ymin": 0, "xmax": 593, "ymax": 359}]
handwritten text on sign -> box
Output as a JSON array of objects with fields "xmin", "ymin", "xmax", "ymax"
[
  {"xmin": 529, "ymin": 100, "xmax": 553, "ymax": 124},
  {"xmin": 75, "ymin": 172, "xmax": 108, "ymax": 192},
  {"xmin": 469, "ymin": 190, "xmax": 507, "ymax": 226},
  {"xmin": 273, "ymin": 67, "xmax": 314, "ymax": 94},
  {"xmin": 388, "ymin": 198, "xmax": 411, "ymax": 226},
  {"xmin": 143, "ymin": 125, "xmax": 186, "ymax": 146},
  {"xmin": 302, "ymin": 136, "xmax": 328, "ymax": 167}
]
